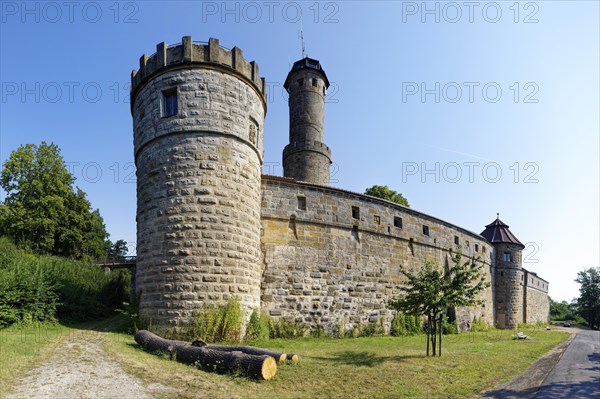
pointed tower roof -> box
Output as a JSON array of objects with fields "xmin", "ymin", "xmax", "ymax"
[{"xmin": 480, "ymin": 214, "xmax": 524, "ymax": 248}]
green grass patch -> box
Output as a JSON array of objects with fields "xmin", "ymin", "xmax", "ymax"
[
  {"xmin": 103, "ymin": 328, "xmax": 569, "ymax": 399},
  {"xmin": 0, "ymin": 322, "xmax": 67, "ymax": 397}
]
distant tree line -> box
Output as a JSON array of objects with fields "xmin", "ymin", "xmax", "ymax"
[{"xmin": 550, "ymin": 267, "xmax": 600, "ymax": 330}]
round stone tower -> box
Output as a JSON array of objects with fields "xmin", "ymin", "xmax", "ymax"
[
  {"xmin": 282, "ymin": 57, "xmax": 332, "ymax": 185},
  {"xmin": 131, "ymin": 37, "xmax": 267, "ymax": 328},
  {"xmin": 481, "ymin": 216, "xmax": 525, "ymax": 329}
]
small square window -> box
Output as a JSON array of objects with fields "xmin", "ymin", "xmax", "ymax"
[
  {"xmin": 352, "ymin": 206, "xmax": 360, "ymax": 219},
  {"xmin": 162, "ymin": 90, "xmax": 178, "ymax": 117},
  {"xmin": 422, "ymin": 225, "xmax": 429, "ymax": 236},
  {"xmin": 503, "ymin": 252, "xmax": 512, "ymax": 262},
  {"xmin": 454, "ymin": 236, "xmax": 459, "ymax": 245},
  {"xmin": 374, "ymin": 215, "xmax": 381, "ymax": 224},
  {"xmin": 297, "ymin": 196, "xmax": 306, "ymax": 211},
  {"xmin": 394, "ymin": 217, "xmax": 403, "ymax": 228},
  {"xmin": 312, "ymin": 78, "xmax": 318, "ymax": 87}
]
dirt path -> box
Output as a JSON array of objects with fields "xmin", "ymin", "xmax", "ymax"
[{"xmin": 5, "ymin": 320, "xmax": 167, "ymax": 399}]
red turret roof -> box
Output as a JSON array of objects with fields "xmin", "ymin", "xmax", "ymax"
[{"xmin": 480, "ymin": 216, "xmax": 524, "ymax": 248}]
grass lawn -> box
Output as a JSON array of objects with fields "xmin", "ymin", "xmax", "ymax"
[
  {"xmin": 0, "ymin": 323, "xmax": 68, "ymax": 397},
  {"xmin": 103, "ymin": 327, "xmax": 569, "ymax": 399}
]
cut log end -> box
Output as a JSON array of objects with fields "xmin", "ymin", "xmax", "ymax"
[
  {"xmin": 262, "ymin": 356, "xmax": 278, "ymax": 381},
  {"xmin": 287, "ymin": 354, "xmax": 300, "ymax": 364},
  {"xmin": 191, "ymin": 339, "xmax": 207, "ymax": 347},
  {"xmin": 277, "ymin": 353, "xmax": 287, "ymax": 364}
]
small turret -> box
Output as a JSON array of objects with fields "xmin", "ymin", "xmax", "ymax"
[
  {"xmin": 481, "ymin": 215, "xmax": 525, "ymax": 329},
  {"xmin": 282, "ymin": 57, "xmax": 332, "ymax": 185}
]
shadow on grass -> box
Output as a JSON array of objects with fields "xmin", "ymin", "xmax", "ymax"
[
  {"xmin": 309, "ymin": 351, "xmax": 424, "ymax": 367},
  {"xmin": 61, "ymin": 313, "xmax": 131, "ymax": 334}
]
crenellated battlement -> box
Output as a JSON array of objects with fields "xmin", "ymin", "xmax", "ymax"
[{"xmin": 131, "ymin": 36, "xmax": 266, "ymax": 107}]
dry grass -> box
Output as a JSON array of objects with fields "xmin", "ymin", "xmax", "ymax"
[{"xmin": 102, "ymin": 327, "xmax": 569, "ymax": 399}]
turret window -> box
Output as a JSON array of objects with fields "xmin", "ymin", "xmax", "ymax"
[
  {"xmin": 297, "ymin": 78, "xmax": 304, "ymax": 86},
  {"xmin": 297, "ymin": 196, "xmax": 306, "ymax": 211},
  {"xmin": 422, "ymin": 225, "xmax": 429, "ymax": 236},
  {"xmin": 503, "ymin": 252, "xmax": 513, "ymax": 262},
  {"xmin": 312, "ymin": 78, "xmax": 318, "ymax": 87},
  {"xmin": 454, "ymin": 236, "xmax": 460, "ymax": 245},
  {"xmin": 394, "ymin": 217, "xmax": 403, "ymax": 228},
  {"xmin": 374, "ymin": 215, "xmax": 381, "ymax": 224},
  {"xmin": 352, "ymin": 206, "xmax": 360, "ymax": 219},
  {"xmin": 475, "ymin": 244, "xmax": 479, "ymax": 252},
  {"xmin": 162, "ymin": 89, "xmax": 178, "ymax": 117}
]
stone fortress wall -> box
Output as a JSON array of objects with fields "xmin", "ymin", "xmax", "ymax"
[
  {"xmin": 523, "ymin": 270, "xmax": 550, "ymax": 324},
  {"xmin": 259, "ymin": 176, "xmax": 496, "ymax": 332},
  {"xmin": 131, "ymin": 37, "xmax": 549, "ymax": 332}
]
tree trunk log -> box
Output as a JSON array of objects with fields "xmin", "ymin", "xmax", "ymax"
[
  {"xmin": 134, "ymin": 330, "xmax": 277, "ymax": 380},
  {"xmin": 204, "ymin": 345, "xmax": 289, "ymax": 364},
  {"xmin": 286, "ymin": 353, "xmax": 300, "ymax": 364}
]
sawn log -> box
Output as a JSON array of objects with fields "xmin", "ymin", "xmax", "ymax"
[{"xmin": 134, "ymin": 330, "xmax": 277, "ymax": 380}]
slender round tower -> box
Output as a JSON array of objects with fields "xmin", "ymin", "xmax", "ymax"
[
  {"xmin": 282, "ymin": 57, "xmax": 331, "ymax": 185},
  {"xmin": 131, "ymin": 37, "xmax": 266, "ymax": 328},
  {"xmin": 481, "ymin": 216, "xmax": 525, "ymax": 329}
]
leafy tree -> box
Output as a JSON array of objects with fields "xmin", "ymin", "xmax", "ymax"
[
  {"xmin": 108, "ymin": 239, "xmax": 129, "ymax": 260},
  {"xmin": 365, "ymin": 185, "xmax": 409, "ymax": 207},
  {"xmin": 549, "ymin": 297, "xmax": 578, "ymax": 321},
  {"xmin": 575, "ymin": 267, "xmax": 600, "ymax": 330},
  {"xmin": 0, "ymin": 142, "xmax": 109, "ymax": 259},
  {"xmin": 389, "ymin": 250, "xmax": 489, "ymax": 356}
]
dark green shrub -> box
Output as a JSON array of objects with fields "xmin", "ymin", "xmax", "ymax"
[
  {"xmin": 391, "ymin": 312, "xmax": 422, "ymax": 336},
  {"xmin": 310, "ymin": 324, "xmax": 328, "ymax": 338},
  {"xmin": 0, "ymin": 258, "xmax": 59, "ymax": 327},
  {"xmin": 362, "ymin": 319, "xmax": 385, "ymax": 337},
  {"xmin": 192, "ymin": 298, "xmax": 244, "ymax": 343},
  {"xmin": 245, "ymin": 309, "xmax": 270, "ymax": 341},
  {"xmin": 0, "ymin": 237, "xmax": 129, "ymax": 328},
  {"xmin": 471, "ymin": 316, "xmax": 490, "ymax": 332},
  {"xmin": 391, "ymin": 312, "xmax": 406, "ymax": 336},
  {"xmin": 442, "ymin": 315, "xmax": 458, "ymax": 335},
  {"xmin": 269, "ymin": 318, "xmax": 307, "ymax": 339}
]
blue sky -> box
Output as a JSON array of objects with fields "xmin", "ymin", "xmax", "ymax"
[{"xmin": 1, "ymin": 1, "xmax": 598, "ymax": 302}]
